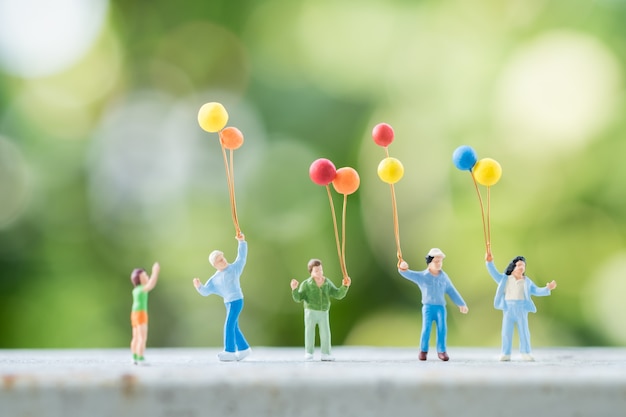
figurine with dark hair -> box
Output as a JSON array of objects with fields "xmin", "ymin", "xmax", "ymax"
[
  {"xmin": 193, "ymin": 234, "xmax": 251, "ymax": 362},
  {"xmin": 130, "ymin": 262, "xmax": 160, "ymax": 365},
  {"xmin": 290, "ymin": 259, "xmax": 351, "ymax": 361},
  {"xmin": 398, "ymin": 248, "xmax": 468, "ymax": 361},
  {"xmin": 485, "ymin": 252, "xmax": 557, "ymax": 361}
]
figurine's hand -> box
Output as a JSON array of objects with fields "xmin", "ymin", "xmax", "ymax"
[
  {"xmin": 193, "ymin": 278, "xmax": 202, "ymax": 289},
  {"xmin": 236, "ymin": 232, "xmax": 245, "ymax": 241},
  {"xmin": 399, "ymin": 261, "xmax": 409, "ymax": 271},
  {"xmin": 342, "ymin": 276, "xmax": 351, "ymax": 287},
  {"xmin": 485, "ymin": 253, "xmax": 493, "ymax": 262},
  {"xmin": 152, "ymin": 262, "xmax": 161, "ymax": 274},
  {"xmin": 547, "ymin": 280, "xmax": 557, "ymax": 290},
  {"xmin": 290, "ymin": 279, "xmax": 299, "ymax": 290},
  {"xmin": 459, "ymin": 305, "xmax": 469, "ymax": 314}
]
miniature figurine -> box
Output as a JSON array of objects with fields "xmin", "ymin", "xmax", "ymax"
[
  {"xmin": 398, "ymin": 248, "xmax": 468, "ymax": 361},
  {"xmin": 290, "ymin": 259, "xmax": 351, "ymax": 361},
  {"xmin": 485, "ymin": 252, "xmax": 557, "ymax": 361},
  {"xmin": 130, "ymin": 262, "xmax": 160, "ymax": 365},
  {"xmin": 193, "ymin": 233, "xmax": 251, "ymax": 361}
]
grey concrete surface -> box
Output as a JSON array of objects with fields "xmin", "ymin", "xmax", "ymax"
[{"xmin": 1, "ymin": 347, "xmax": 625, "ymax": 417}]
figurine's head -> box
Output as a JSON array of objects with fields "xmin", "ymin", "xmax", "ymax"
[
  {"xmin": 209, "ymin": 250, "xmax": 228, "ymax": 271},
  {"xmin": 308, "ymin": 258, "xmax": 323, "ymax": 278},
  {"xmin": 425, "ymin": 248, "xmax": 445, "ymax": 270},
  {"xmin": 505, "ymin": 256, "xmax": 526, "ymax": 276},
  {"xmin": 131, "ymin": 268, "xmax": 147, "ymax": 287}
]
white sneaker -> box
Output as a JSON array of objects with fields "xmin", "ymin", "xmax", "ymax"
[
  {"xmin": 321, "ymin": 354, "xmax": 335, "ymax": 362},
  {"xmin": 521, "ymin": 353, "xmax": 535, "ymax": 362},
  {"xmin": 499, "ymin": 354, "xmax": 511, "ymax": 362},
  {"xmin": 217, "ymin": 351, "xmax": 238, "ymax": 362},
  {"xmin": 237, "ymin": 348, "xmax": 251, "ymax": 361},
  {"xmin": 304, "ymin": 353, "xmax": 314, "ymax": 361}
]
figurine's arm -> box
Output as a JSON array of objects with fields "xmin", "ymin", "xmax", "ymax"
[
  {"xmin": 193, "ymin": 276, "xmax": 215, "ymax": 297},
  {"xmin": 446, "ymin": 278, "xmax": 468, "ymax": 313},
  {"xmin": 328, "ymin": 278, "xmax": 349, "ymax": 300},
  {"xmin": 291, "ymin": 280, "xmax": 305, "ymax": 303},
  {"xmin": 486, "ymin": 261, "xmax": 504, "ymax": 284},
  {"xmin": 528, "ymin": 278, "xmax": 556, "ymax": 297},
  {"xmin": 143, "ymin": 262, "xmax": 160, "ymax": 292},
  {"xmin": 397, "ymin": 264, "xmax": 423, "ymax": 285},
  {"xmin": 231, "ymin": 236, "xmax": 248, "ymax": 272}
]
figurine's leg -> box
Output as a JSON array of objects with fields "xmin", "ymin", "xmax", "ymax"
[
  {"xmin": 230, "ymin": 299, "xmax": 249, "ymax": 351},
  {"xmin": 435, "ymin": 305, "xmax": 447, "ymax": 353},
  {"xmin": 318, "ymin": 311, "xmax": 332, "ymax": 356},
  {"xmin": 518, "ymin": 312, "xmax": 531, "ymax": 354},
  {"xmin": 304, "ymin": 309, "xmax": 316, "ymax": 355},
  {"xmin": 501, "ymin": 308, "xmax": 514, "ymax": 356},
  {"xmin": 138, "ymin": 324, "xmax": 148, "ymax": 358},
  {"xmin": 224, "ymin": 301, "xmax": 238, "ymax": 352},
  {"xmin": 420, "ymin": 305, "xmax": 433, "ymax": 352},
  {"xmin": 131, "ymin": 325, "xmax": 139, "ymax": 357}
]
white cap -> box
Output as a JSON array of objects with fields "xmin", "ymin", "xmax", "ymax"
[{"xmin": 427, "ymin": 248, "xmax": 446, "ymax": 258}]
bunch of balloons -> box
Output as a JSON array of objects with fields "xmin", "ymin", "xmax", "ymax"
[
  {"xmin": 309, "ymin": 158, "xmax": 360, "ymax": 280},
  {"xmin": 372, "ymin": 123, "xmax": 405, "ymax": 266},
  {"xmin": 452, "ymin": 145, "xmax": 502, "ymax": 255},
  {"xmin": 198, "ymin": 102, "xmax": 245, "ymax": 238}
]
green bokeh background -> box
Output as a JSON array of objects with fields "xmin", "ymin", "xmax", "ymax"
[{"xmin": 1, "ymin": 0, "xmax": 625, "ymax": 349}]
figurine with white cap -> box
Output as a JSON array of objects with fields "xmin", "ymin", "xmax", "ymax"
[{"xmin": 398, "ymin": 248, "xmax": 469, "ymax": 361}]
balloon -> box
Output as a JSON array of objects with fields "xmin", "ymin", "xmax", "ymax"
[
  {"xmin": 332, "ymin": 167, "xmax": 360, "ymax": 195},
  {"xmin": 198, "ymin": 102, "xmax": 228, "ymax": 132},
  {"xmin": 473, "ymin": 158, "xmax": 502, "ymax": 186},
  {"xmin": 372, "ymin": 123, "xmax": 394, "ymax": 147},
  {"xmin": 309, "ymin": 158, "xmax": 337, "ymax": 186},
  {"xmin": 452, "ymin": 145, "xmax": 478, "ymax": 171},
  {"xmin": 377, "ymin": 157, "xmax": 404, "ymax": 184},
  {"xmin": 220, "ymin": 127, "xmax": 244, "ymax": 150}
]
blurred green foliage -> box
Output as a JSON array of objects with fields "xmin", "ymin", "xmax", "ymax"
[{"xmin": 1, "ymin": 0, "xmax": 626, "ymax": 350}]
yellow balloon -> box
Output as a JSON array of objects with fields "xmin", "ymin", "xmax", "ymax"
[
  {"xmin": 473, "ymin": 158, "xmax": 502, "ymax": 186},
  {"xmin": 198, "ymin": 102, "xmax": 228, "ymax": 132},
  {"xmin": 377, "ymin": 157, "xmax": 404, "ymax": 184}
]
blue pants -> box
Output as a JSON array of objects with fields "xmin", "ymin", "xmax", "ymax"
[
  {"xmin": 421, "ymin": 304, "xmax": 447, "ymax": 353},
  {"xmin": 224, "ymin": 299, "xmax": 249, "ymax": 353},
  {"xmin": 501, "ymin": 300, "xmax": 531, "ymax": 355}
]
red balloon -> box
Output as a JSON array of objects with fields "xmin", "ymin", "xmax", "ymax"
[
  {"xmin": 332, "ymin": 167, "xmax": 360, "ymax": 195},
  {"xmin": 220, "ymin": 127, "xmax": 244, "ymax": 150},
  {"xmin": 372, "ymin": 123, "xmax": 394, "ymax": 147},
  {"xmin": 309, "ymin": 158, "xmax": 337, "ymax": 186}
]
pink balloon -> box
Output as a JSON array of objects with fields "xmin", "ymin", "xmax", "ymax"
[
  {"xmin": 372, "ymin": 123, "xmax": 394, "ymax": 147},
  {"xmin": 309, "ymin": 158, "xmax": 337, "ymax": 185}
]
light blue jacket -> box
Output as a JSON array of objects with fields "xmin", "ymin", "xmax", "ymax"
[
  {"xmin": 196, "ymin": 240, "xmax": 247, "ymax": 303},
  {"xmin": 398, "ymin": 268, "xmax": 466, "ymax": 307},
  {"xmin": 486, "ymin": 261, "xmax": 551, "ymax": 313}
]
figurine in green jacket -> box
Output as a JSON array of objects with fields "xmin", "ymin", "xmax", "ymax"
[{"xmin": 290, "ymin": 259, "xmax": 351, "ymax": 361}]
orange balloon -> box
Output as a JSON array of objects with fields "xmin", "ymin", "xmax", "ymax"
[
  {"xmin": 220, "ymin": 127, "xmax": 244, "ymax": 150},
  {"xmin": 332, "ymin": 167, "xmax": 360, "ymax": 195}
]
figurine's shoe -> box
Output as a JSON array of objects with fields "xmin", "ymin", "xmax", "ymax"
[
  {"xmin": 418, "ymin": 351, "xmax": 428, "ymax": 361},
  {"xmin": 499, "ymin": 354, "xmax": 511, "ymax": 362},
  {"xmin": 304, "ymin": 353, "xmax": 314, "ymax": 361},
  {"xmin": 237, "ymin": 348, "xmax": 251, "ymax": 361},
  {"xmin": 437, "ymin": 352, "xmax": 449, "ymax": 361},
  {"xmin": 521, "ymin": 353, "xmax": 535, "ymax": 362},
  {"xmin": 321, "ymin": 354, "xmax": 335, "ymax": 362},
  {"xmin": 217, "ymin": 351, "xmax": 238, "ymax": 362}
]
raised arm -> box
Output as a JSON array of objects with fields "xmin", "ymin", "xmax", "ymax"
[
  {"xmin": 328, "ymin": 278, "xmax": 349, "ymax": 300},
  {"xmin": 231, "ymin": 235, "xmax": 248, "ymax": 272},
  {"xmin": 143, "ymin": 262, "xmax": 160, "ymax": 292}
]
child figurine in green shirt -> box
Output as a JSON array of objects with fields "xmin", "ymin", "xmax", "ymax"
[
  {"xmin": 290, "ymin": 259, "xmax": 351, "ymax": 361},
  {"xmin": 130, "ymin": 262, "xmax": 160, "ymax": 365}
]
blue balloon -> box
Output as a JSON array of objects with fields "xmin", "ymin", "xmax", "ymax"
[{"xmin": 452, "ymin": 145, "xmax": 478, "ymax": 171}]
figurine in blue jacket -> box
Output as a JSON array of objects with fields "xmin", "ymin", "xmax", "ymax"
[
  {"xmin": 398, "ymin": 248, "xmax": 469, "ymax": 361},
  {"xmin": 485, "ymin": 252, "xmax": 557, "ymax": 362},
  {"xmin": 193, "ymin": 233, "xmax": 251, "ymax": 362}
]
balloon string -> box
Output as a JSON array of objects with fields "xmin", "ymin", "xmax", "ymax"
[
  {"xmin": 487, "ymin": 185, "xmax": 492, "ymax": 255},
  {"xmin": 229, "ymin": 148, "xmax": 241, "ymax": 237},
  {"xmin": 341, "ymin": 193, "xmax": 349, "ymax": 279},
  {"xmin": 390, "ymin": 184, "xmax": 404, "ymax": 267},
  {"xmin": 219, "ymin": 133, "xmax": 241, "ymax": 237},
  {"xmin": 326, "ymin": 185, "xmax": 344, "ymax": 278},
  {"xmin": 471, "ymin": 172, "xmax": 489, "ymax": 255}
]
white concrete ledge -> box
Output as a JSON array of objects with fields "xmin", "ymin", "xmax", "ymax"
[{"xmin": 1, "ymin": 347, "xmax": 625, "ymax": 417}]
